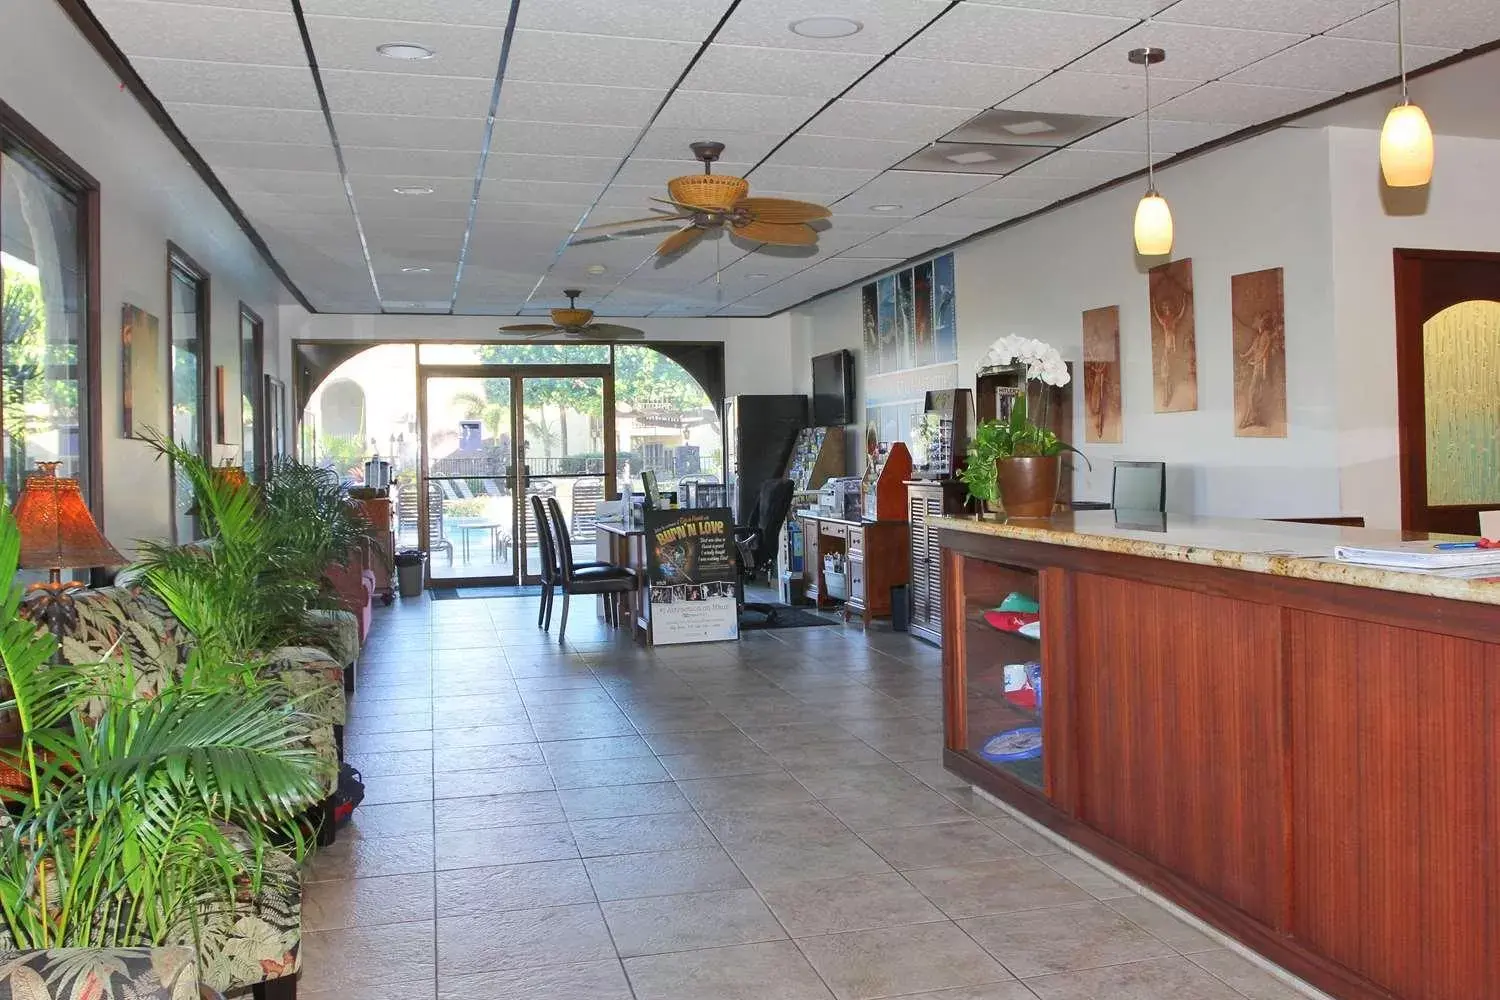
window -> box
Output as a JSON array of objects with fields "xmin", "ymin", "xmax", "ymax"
[
  {"xmin": 0, "ymin": 107, "xmax": 97, "ymax": 512},
  {"xmin": 167, "ymin": 246, "xmax": 209, "ymax": 541},
  {"xmin": 612, "ymin": 345, "xmax": 722, "ymax": 495},
  {"xmin": 240, "ymin": 305, "xmax": 263, "ymax": 480}
]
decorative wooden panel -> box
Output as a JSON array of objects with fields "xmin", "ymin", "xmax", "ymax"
[
  {"xmin": 1071, "ymin": 572, "xmax": 1286, "ymax": 927},
  {"xmin": 907, "ymin": 481, "xmax": 967, "ymax": 646},
  {"xmin": 1288, "ymin": 610, "xmax": 1500, "ymax": 1000}
]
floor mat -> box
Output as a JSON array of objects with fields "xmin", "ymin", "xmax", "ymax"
[
  {"xmin": 739, "ymin": 603, "xmax": 840, "ymax": 630},
  {"xmin": 429, "ymin": 585, "xmax": 544, "ymax": 600}
]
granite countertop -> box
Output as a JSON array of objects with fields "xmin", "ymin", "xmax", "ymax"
[{"xmin": 933, "ymin": 510, "xmax": 1500, "ymax": 606}]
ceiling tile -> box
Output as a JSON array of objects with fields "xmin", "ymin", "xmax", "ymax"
[
  {"xmin": 219, "ymin": 167, "xmax": 346, "ymax": 197},
  {"xmin": 334, "ymin": 114, "xmax": 487, "ymax": 151},
  {"xmin": 892, "ymin": 142, "xmax": 1050, "ymax": 175},
  {"xmin": 322, "ymin": 69, "xmax": 494, "ymax": 117},
  {"xmin": 960, "ymin": 173, "xmax": 1096, "ymax": 201},
  {"xmin": 803, "ymin": 100, "xmax": 977, "ymax": 142},
  {"xmin": 653, "ymin": 90, "xmax": 827, "ymax": 133},
  {"xmin": 197, "ymin": 140, "xmax": 340, "ymax": 173},
  {"xmin": 1227, "ymin": 36, "xmax": 1458, "ymax": 94},
  {"xmin": 962, "ymin": 0, "xmax": 1173, "ymax": 14},
  {"xmin": 901, "ymin": 5, "xmax": 1135, "ymax": 70},
  {"xmin": 943, "ymin": 108, "xmax": 1121, "ymax": 146},
  {"xmin": 1329, "ymin": 1, "xmax": 1500, "ymax": 50},
  {"xmin": 679, "ymin": 44, "xmax": 879, "ymax": 99},
  {"xmin": 1000, "ymin": 71, "xmax": 1199, "ymax": 117},
  {"xmin": 349, "ymin": 196, "xmax": 476, "ymax": 220},
  {"xmin": 1006, "ymin": 147, "xmax": 1144, "ymax": 181},
  {"xmin": 342, "ymin": 146, "xmax": 481, "ymax": 178},
  {"xmin": 1153, "ymin": 81, "xmax": 1340, "ymax": 123},
  {"xmin": 516, "ymin": 0, "xmax": 736, "ymax": 41},
  {"xmin": 843, "ymin": 58, "xmax": 1044, "ymax": 108},
  {"xmin": 483, "ymin": 153, "xmax": 621, "ymax": 185},
  {"xmin": 884, "ymin": 214, "xmax": 994, "ymax": 236},
  {"xmin": 836, "ymin": 169, "xmax": 993, "ymax": 214},
  {"xmin": 347, "ymin": 174, "xmax": 477, "ymax": 201},
  {"xmin": 165, "ymin": 104, "xmax": 329, "ymax": 145},
  {"xmin": 612, "ymin": 156, "xmax": 754, "ymax": 186},
  {"xmin": 1064, "ymin": 22, "xmax": 1307, "ymax": 81},
  {"xmin": 305, "ymin": 0, "xmax": 517, "ymax": 28},
  {"xmin": 1155, "ymin": 0, "xmax": 1384, "ymax": 35},
  {"xmin": 634, "ymin": 127, "xmax": 786, "ymax": 165},
  {"xmin": 717, "ymin": 0, "xmax": 947, "ymax": 54},
  {"xmin": 747, "ymin": 164, "xmax": 881, "ymax": 197},
  {"xmin": 473, "ymin": 202, "xmax": 593, "ymax": 226},
  {"xmin": 480, "ymin": 177, "xmax": 610, "ymax": 204},
  {"xmin": 361, "ymin": 215, "xmax": 469, "ymax": 242},
  {"xmin": 88, "ymin": 0, "xmax": 304, "ymax": 64},
  {"xmin": 928, "ymin": 194, "xmax": 1050, "ymax": 220},
  {"xmin": 840, "ymin": 232, "xmax": 951, "ymax": 259},
  {"xmin": 593, "ymin": 183, "xmax": 689, "ymax": 210},
  {"xmin": 305, "ymin": 16, "xmax": 505, "ymax": 77},
  {"xmin": 491, "ymin": 121, "xmax": 643, "ymax": 159},
  {"xmin": 1071, "ymin": 115, "xmax": 1239, "ymax": 154},
  {"xmin": 497, "ymin": 81, "xmax": 664, "ymax": 127},
  {"xmin": 131, "ymin": 58, "xmax": 321, "ymax": 110},
  {"xmin": 818, "ymin": 212, "xmax": 906, "ymax": 234},
  {"xmin": 504, "ymin": 30, "xmax": 698, "ymax": 89},
  {"xmin": 765, "ymin": 135, "xmax": 922, "ymax": 171}
]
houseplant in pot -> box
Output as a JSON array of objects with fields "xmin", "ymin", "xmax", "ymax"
[{"xmin": 960, "ymin": 336, "xmax": 1082, "ymax": 518}]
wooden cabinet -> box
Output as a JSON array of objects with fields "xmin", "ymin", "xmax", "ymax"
[
  {"xmin": 907, "ymin": 480, "xmax": 969, "ymax": 646},
  {"xmin": 354, "ymin": 497, "xmax": 395, "ymax": 603},
  {"xmin": 799, "ymin": 514, "xmax": 909, "ymax": 625}
]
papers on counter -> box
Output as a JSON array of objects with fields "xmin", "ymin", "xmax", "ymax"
[{"xmin": 1332, "ymin": 541, "xmax": 1500, "ymax": 570}]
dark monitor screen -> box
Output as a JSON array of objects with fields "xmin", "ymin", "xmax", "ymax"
[
  {"xmin": 1112, "ymin": 461, "xmax": 1166, "ymax": 513},
  {"xmin": 811, "ymin": 350, "xmax": 854, "ymax": 426}
]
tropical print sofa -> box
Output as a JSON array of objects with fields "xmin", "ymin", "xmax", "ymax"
[{"xmin": 0, "ymin": 947, "xmax": 208, "ymax": 1000}]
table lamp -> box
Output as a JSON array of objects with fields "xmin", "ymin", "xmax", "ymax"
[{"xmin": 13, "ymin": 461, "xmax": 125, "ymax": 636}]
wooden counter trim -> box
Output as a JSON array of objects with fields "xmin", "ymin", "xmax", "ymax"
[{"xmin": 935, "ymin": 525, "xmax": 1500, "ymax": 646}]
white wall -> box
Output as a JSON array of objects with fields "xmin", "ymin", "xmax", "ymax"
[
  {"xmin": 2, "ymin": 0, "xmax": 290, "ymax": 550},
  {"xmin": 280, "ymin": 309, "xmax": 800, "ymax": 398},
  {"xmin": 1329, "ymin": 128, "xmax": 1500, "ymax": 528},
  {"xmin": 792, "ymin": 127, "xmax": 1343, "ymax": 518}
]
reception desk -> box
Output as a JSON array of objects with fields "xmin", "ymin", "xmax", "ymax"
[{"xmin": 937, "ymin": 512, "xmax": 1499, "ymax": 1000}]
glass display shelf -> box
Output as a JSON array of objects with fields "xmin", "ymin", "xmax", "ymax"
[{"xmin": 961, "ymin": 558, "xmax": 1045, "ymax": 792}]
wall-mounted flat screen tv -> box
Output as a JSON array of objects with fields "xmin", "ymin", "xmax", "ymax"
[{"xmin": 811, "ymin": 349, "xmax": 855, "ymax": 426}]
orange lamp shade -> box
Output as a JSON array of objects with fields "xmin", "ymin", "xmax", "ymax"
[
  {"xmin": 12, "ymin": 465, "xmax": 125, "ymax": 573},
  {"xmin": 213, "ymin": 465, "xmax": 249, "ymax": 490}
]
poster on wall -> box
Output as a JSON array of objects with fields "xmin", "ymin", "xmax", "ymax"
[
  {"xmin": 1082, "ymin": 306, "xmax": 1123, "ymax": 444},
  {"xmin": 121, "ymin": 303, "xmax": 163, "ymax": 440},
  {"xmin": 646, "ymin": 507, "xmax": 738, "ymax": 645},
  {"xmin": 1148, "ymin": 258, "xmax": 1198, "ymax": 413},
  {"xmin": 1231, "ymin": 267, "xmax": 1287, "ymax": 438},
  {"xmin": 863, "ymin": 252, "xmax": 961, "ymax": 450}
]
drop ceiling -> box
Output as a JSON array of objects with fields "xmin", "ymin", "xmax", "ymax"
[{"xmin": 78, "ymin": 0, "xmax": 1499, "ymax": 317}]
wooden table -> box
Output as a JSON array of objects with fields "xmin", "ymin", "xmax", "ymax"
[
  {"xmin": 797, "ymin": 513, "xmax": 909, "ymax": 624},
  {"xmin": 937, "ymin": 511, "xmax": 1500, "ymax": 1000},
  {"xmin": 595, "ymin": 522, "xmax": 647, "ymax": 641}
]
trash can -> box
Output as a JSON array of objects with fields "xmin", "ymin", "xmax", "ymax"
[
  {"xmin": 890, "ymin": 584, "xmax": 910, "ymax": 632},
  {"xmin": 394, "ymin": 549, "xmax": 426, "ymax": 598}
]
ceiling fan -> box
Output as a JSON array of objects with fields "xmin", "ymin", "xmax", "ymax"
[
  {"xmin": 574, "ymin": 141, "xmax": 833, "ymax": 258},
  {"xmin": 499, "ymin": 290, "xmax": 645, "ymax": 340}
]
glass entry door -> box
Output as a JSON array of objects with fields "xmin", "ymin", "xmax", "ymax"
[{"xmin": 419, "ymin": 364, "xmax": 614, "ymax": 586}]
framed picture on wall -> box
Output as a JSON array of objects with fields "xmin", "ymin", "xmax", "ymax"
[
  {"xmin": 121, "ymin": 303, "xmax": 163, "ymax": 439},
  {"xmin": 213, "ymin": 365, "xmax": 228, "ymax": 445}
]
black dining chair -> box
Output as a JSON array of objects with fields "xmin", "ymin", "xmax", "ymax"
[
  {"xmin": 544, "ymin": 495, "xmax": 635, "ymax": 642},
  {"xmin": 533, "ymin": 493, "xmax": 618, "ymax": 632}
]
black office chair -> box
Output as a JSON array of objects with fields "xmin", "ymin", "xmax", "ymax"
[
  {"xmin": 734, "ymin": 478, "xmax": 794, "ymax": 623},
  {"xmin": 545, "ymin": 495, "xmax": 635, "ymax": 642}
]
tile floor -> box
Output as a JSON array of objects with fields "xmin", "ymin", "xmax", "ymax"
[{"xmin": 302, "ymin": 594, "xmax": 1312, "ymax": 1000}]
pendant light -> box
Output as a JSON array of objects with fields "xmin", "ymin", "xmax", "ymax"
[
  {"xmin": 1379, "ymin": 0, "xmax": 1433, "ymax": 187},
  {"xmin": 1129, "ymin": 47, "xmax": 1172, "ymax": 256}
]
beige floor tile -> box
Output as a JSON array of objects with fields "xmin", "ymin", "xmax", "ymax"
[
  {"xmin": 300, "ymin": 920, "xmax": 436, "ymax": 992},
  {"xmin": 557, "ymin": 781, "xmax": 692, "ymax": 821},
  {"xmin": 960, "ymin": 901, "xmax": 1175, "ymax": 977},
  {"xmin": 344, "ymin": 728, "xmax": 433, "ymax": 755},
  {"xmin": 540, "ymin": 735, "xmax": 654, "ymax": 763},
  {"xmin": 430, "ymin": 722, "xmax": 537, "ymax": 749},
  {"xmin": 304, "ymin": 872, "xmax": 435, "ymax": 931},
  {"xmin": 436, "ymin": 903, "xmax": 615, "ymax": 976},
  {"xmin": 759, "ymin": 872, "xmax": 946, "ymax": 936},
  {"xmin": 983, "ymin": 816, "xmax": 1064, "ymax": 857},
  {"xmin": 697, "ymin": 800, "xmax": 848, "ymax": 844},
  {"xmin": 602, "ymin": 887, "xmax": 787, "ymax": 957},
  {"xmin": 434, "ymin": 763, "xmax": 555, "ymax": 799},
  {"xmin": 788, "ymin": 762, "xmax": 932, "ymax": 800},
  {"xmin": 436, "ymin": 858, "xmax": 595, "ymax": 915},
  {"xmin": 1189, "ymin": 950, "xmax": 1311, "ymax": 1000},
  {"xmin": 879, "ymin": 986, "xmax": 1038, "ymax": 1000},
  {"xmin": 305, "ymin": 979, "xmax": 435, "ymax": 1000},
  {"xmin": 343, "ymin": 800, "xmax": 433, "ymax": 839},
  {"xmin": 305, "ymin": 833, "xmax": 436, "ymax": 882},
  {"xmin": 569, "ymin": 811, "xmax": 717, "ymax": 857},
  {"xmin": 821, "ymin": 787, "xmax": 974, "ymax": 833},
  {"xmin": 903, "ymin": 858, "xmax": 1091, "ymax": 919},
  {"xmin": 441, "ymin": 790, "xmax": 566, "ymax": 831},
  {"xmin": 859, "ymin": 821, "xmax": 1026, "ymax": 871},
  {"xmin": 355, "ymin": 711, "xmax": 433, "ymax": 734},
  {"xmin": 675, "ymin": 771, "xmax": 817, "ymax": 811},
  {"xmin": 437, "ymin": 960, "xmax": 633, "ymax": 1000},
  {"xmin": 725, "ymin": 834, "xmax": 895, "ymax": 888},
  {"xmin": 768, "ymin": 740, "xmax": 896, "ymax": 770},
  {"xmin": 362, "ymin": 772, "xmax": 435, "ymax": 805},
  {"xmin": 584, "ymin": 846, "xmax": 750, "ymax": 901},
  {"xmin": 1040, "ymin": 854, "xmax": 1136, "ymax": 901},
  {"xmin": 439, "ymin": 741, "xmax": 546, "ymax": 770},
  {"xmin": 435, "ymin": 822, "xmax": 578, "ymax": 870},
  {"xmin": 1024, "ymin": 956, "xmax": 1243, "ymax": 999},
  {"xmin": 657, "ymin": 745, "xmax": 783, "ymax": 780},
  {"xmin": 624, "ymin": 940, "xmax": 834, "ymax": 1000},
  {"xmin": 795, "ymin": 921, "xmax": 1013, "ymax": 1000},
  {"xmin": 1107, "ymin": 896, "xmax": 1223, "ymax": 955},
  {"xmin": 548, "ymin": 755, "xmax": 672, "ymax": 789}
]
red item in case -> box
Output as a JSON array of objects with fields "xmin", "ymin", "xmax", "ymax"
[{"xmin": 983, "ymin": 609, "xmax": 1040, "ymax": 634}]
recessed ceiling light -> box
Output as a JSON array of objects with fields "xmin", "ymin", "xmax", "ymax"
[
  {"xmin": 392, "ymin": 185, "xmax": 434, "ymax": 196},
  {"xmin": 869, "ymin": 204, "xmax": 903, "ymax": 213},
  {"xmin": 1001, "ymin": 120, "xmax": 1056, "ymax": 136},
  {"xmin": 400, "ymin": 266, "xmax": 431, "ymax": 274},
  {"xmin": 376, "ymin": 42, "xmax": 435, "ymax": 60},
  {"xmin": 945, "ymin": 149, "xmax": 997, "ymax": 165},
  {"xmin": 586, "ymin": 264, "xmax": 608, "ymax": 275},
  {"xmin": 789, "ymin": 16, "xmax": 863, "ymax": 38}
]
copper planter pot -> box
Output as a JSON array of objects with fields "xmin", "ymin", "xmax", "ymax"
[{"xmin": 996, "ymin": 455, "xmax": 1060, "ymax": 518}]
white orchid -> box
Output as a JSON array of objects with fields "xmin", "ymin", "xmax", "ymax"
[{"xmin": 980, "ymin": 335, "xmax": 1072, "ymax": 387}]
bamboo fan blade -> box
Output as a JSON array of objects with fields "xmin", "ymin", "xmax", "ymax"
[
  {"xmin": 650, "ymin": 196, "xmax": 711, "ymax": 214},
  {"xmin": 500, "ymin": 323, "xmax": 559, "ymax": 332},
  {"xmin": 731, "ymin": 219, "xmax": 817, "ymax": 246},
  {"xmin": 657, "ymin": 226, "xmax": 705, "ymax": 256},
  {"xmin": 738, "ymin": 197, "xmax": 831, "ymax": 224},
  {"xmin": 575, "ymin": 213, "xmax": 690, "ymax": 234},
  {"xmin": 585, "ymin": 324, "xmax": 647, "ymax": 340}
]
